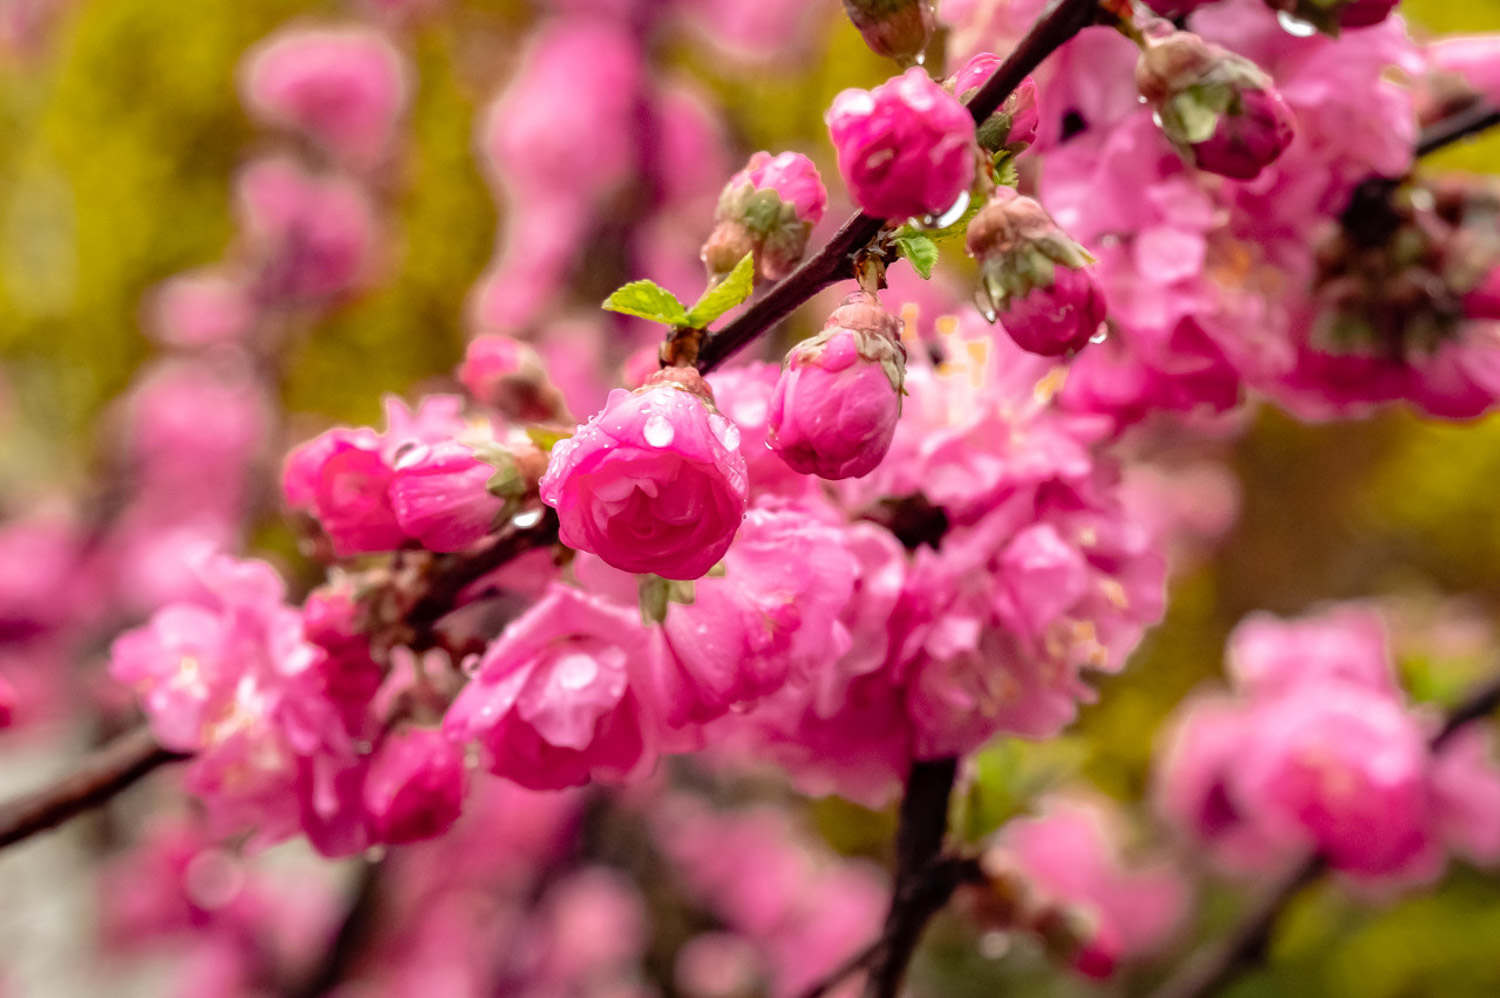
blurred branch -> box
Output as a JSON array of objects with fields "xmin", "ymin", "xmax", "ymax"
[
  {"xmin": 0, "ymin": 726, "xmax": 185, "ymax": 850},
  {"xmin": 1149, "ymin": 671, "xmax": 1500, "ymax": 998},
  {"xmin": 1418, "ymin": 100, "xmax": 1500, "ymax": 158},
  {"xmin": 286, "ymin": 858, "xmax": 384, "ymax": 998},
  {"xmin": 695, "ymin": 0, "xmax": 1105, "ymax": 374}
]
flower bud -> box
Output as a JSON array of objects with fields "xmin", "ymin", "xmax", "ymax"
[
  {"xmin": 841, "ymin": 0, "xmax": 936, "ymax": 65},
  {"xmin": 283, "ymin": 428, "xmax": 406, "ymax": 556},
  {"xmin": 950, "ymin": 56, "xmax": 1038, "ymax": 154},
  {"xmin": 1135, "ymin": 30, "xmax": 1294, "ymax": 181},
  {"xmin": 389, "ymin": 440, "xmax": 507, "ymax": 553},
  {"xmin": 702, "ymin": 151, "xmax": 828, "ymax": 282},
  {"xmin": 826, "ymin": 67, "xmax": 977, "ymax": 220},
  {"xmin": 458, "ymin": 334, "xmax": 568, "ymax": 423},
  {"xmin": 1265, "ymin": 0, "xmax": 1399, "ymax": 32},
  {"xmin": 0, "ymin": 674, "xmax": 14, "ymax": 730},
  {"xmin": 965, "ymin": 188, "xmax": 1106, "ymax": 355},
  {"xmin": 363, "ymin": 728, "xmax": 466, "ymax": 844},
  {"xmin": 302, "ymin": 578, "xmax": 365, "ymax": 651},
  {"xmin": 768, "ymin": 292, "xmax": 906, "ymax": 480},
  {"xmin": 539, "ymin": 369, "xmax": 748, "ymax": 580},
  {"xmin": 1462, "ymin": 264, "xmax": 1500, "ymax": 321}
]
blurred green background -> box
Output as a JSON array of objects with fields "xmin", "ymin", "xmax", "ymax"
[{"xmin": 5, "ymin": 0, "xmax": 1500, "ymax": 994}]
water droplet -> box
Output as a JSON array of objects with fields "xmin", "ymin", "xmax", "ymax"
[
  {"xmin": 979, "ymin": 931, "xmax": 1012, "ymax": 960},
  {"xmin": 1137, "ymin": 95, "xmax": 1148, "ymax": 105},
  {"xmin": 392, "ymin": 443, "xmax": 430, "ymax": 470},
  {"xmin": 912, "ymin": 51, "xmax": 926, "ymax": 67},
  {"xmin": 1276, "ymin": 10, "xmax": 1318, "ymax": 36},
  {"xmin": 927, "ymin": 189, "xmax": 970, "ymax": 230},
  {"xmin": 512, "ymin": 508, "xmax": 543, "ymax": 528},
  {"xmin": 1151, "ymin": 110, "xmax": 1164, "ymax": 129},
  {"xmin": 710, "ymin": 415, "xmax": 741, "ymax": 451},
  {"xmin": 554, "ymin": 652, "xmax": 598, "ymax": 691},
  {"xmin": 644, "ymin": 413, "xmax": 675, "ymax": 447},
  {"xmin": 1089, "ymin": 325, "xmax": 1108, "ymax": 345}
]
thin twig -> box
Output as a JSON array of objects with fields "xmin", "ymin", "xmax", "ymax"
[
  {"xmin": 696, "ymin": 0, "xmax": 1105, "ymax": 374},
  {"xmin": 797, "ymin": 939, "xmax": 882, "ymax": 998},
  {"xmin": 286, "ymin": 859, "xmax": 384, "ymax": 998},
  {"xmin": 0, "ymin": 726, "xmax": 186, "ymax": 849},
  {"xmin": 1149, "ymin": 671, "xmax": 1500, "ymax": 998},
  {"xmin": 1418, "ymin": 100, "xmax": 1500, "ymax": 158}
]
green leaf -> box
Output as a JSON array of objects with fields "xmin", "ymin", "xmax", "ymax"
[
  {"xmin": 686, "ymin": 252, "xmax": 756, "ymax": 327},
  {"xmin": 525, "ymin": 426, "xmax": 572, "ymax": 453},
  {"xmin": 892, "ymin": 230, "xmax": 940, "ymax": 280},
  {"xmin": 603, "ymin": 279, "xmax": 688, "ymax": 325}
]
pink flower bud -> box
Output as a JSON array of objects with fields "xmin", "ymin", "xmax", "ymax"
[
  {"xmin": 301, "ymin": 580, "xmax": 364, "ymax": 651},
  {"xmin": 458, "ymin": 334, "xmax": 568, "ymax": 422},
  {"xmin": 0, "ymin": 673, "xmax": 14, "ymax": 730},
  {"xmin": 1464, "ymin": 265, "xmax": 1500, "ymax": 321},
  {"xmin": 539, "ymin": 370, "xmax": 748, "ymax": 581},
  {"xmin": 389, "ymin": 441, "xmax": 506, "ymax": 553},
  {"xmin": 826, "ymin": 67, "xmax": 976, "ymax": 220},
  {"xmin": 241, "ymin": 27, "xmax": 408, "ymax": 167},
  {"xmin": 363, "ymin": 728, "xmax": 466, "ymax": 844},
  {"xmin": 282, "ymin": 428, "xmax": 406, "ymax": 556},
  {"xmin": 235, "ymin": 157, "xmax": 376, "ymax": 302},
  {"xmin": 1135, "ymin": 31, "xmax": 1294, "ymax": 181},
  {"xmin": 841, "ymin": 0, "xmax": 936, "ymax": 65},
  {"xmin": 146, "ymin": 270, "xmax": 256, "ymax": 347},
  {"xmin": 966, "ymin": 188, "xmax": 1106, "ymax": 355},
  {"xmin": 767, "ymin": 293, "xmax": 906, "ymax": 480},
  {"xmin": 949, "ymin": 57, "xmax": 1038, "ymax": 152},
  {"xmin": 702, "ymin": 151, "xmax": 828, "ymax": 281}
]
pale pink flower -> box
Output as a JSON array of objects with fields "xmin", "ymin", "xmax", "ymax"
[
  {"xmin": 1226, "ymin": 605, "xmax": 1398, "ymax": 699},
  {"xmin": 388, "ymin": 441, "xmax": 505, "ymax": 553},
  {"xmin": 826, "ymin": 67, "xmax": 976, "ymax": 220},
  {"xmin": 235, "ymin": 157, "xmax": 376, "ymax": 302},
  {"xmin": 145, "ymin": 269, "xmax": 256, "ymax": 346},
  {"xmin": 443, "ymin": 583, "xmax": 651, "ymax": 790},
  {"xmin": 1427, "ymin": 35, "xmax": 1500, "ymax": 107},
  {"xmin": 457, "ymin": 334, "xmax": 567, "ymax": 422},
  {"xmin": 363, "ymin": 727, "xmax": 466, "ymax": 844},
  {"xmin": 1431, "ymin": 726, "xmax": 1500, "ymax": 866},
  {"xmin": 241, "ymin": 27, "xmax": 408, "ymax": 167},
  {"xmin": 540, "ymin": 372, "xmax": 749, "ymax": 580}
]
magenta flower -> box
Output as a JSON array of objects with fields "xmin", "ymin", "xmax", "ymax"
[
  {"xmin": 826, "ymin": 67, "xmax": 976, "ymax": 220},
  {"xmin": 540, "ymin": 370, "xmax": 748, "ymax": 581},
  {"xmin": 966, "ymin": 188, "xmax": 1106, "ymax": 355},
  {"xmin": 443, "ymin": 584, "xmax": 650, "ymax": 790},
  {"xmin": 241, "ymin": 27, "xmax": 408, "ymax": 167},
  {"xmin": 768, "ymin": 293, "xmax": 907, "ymax": 480},
  {"xmin": 388, "ymin": 441, "xmax": 505, "ymax": 553},
  {"xmin": 363, "ymin": 728, "xmax": 466, "ymax": 844},
  {"xmin": 703, "ymin": 151, "xmax": 827, "ymax": 281},
  {"xmin": 283, "ymin": 428, "xmax": 406, "ymax": 556}
]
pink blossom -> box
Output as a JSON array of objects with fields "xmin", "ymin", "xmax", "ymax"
[
  {"xmin": 457, "ymin": 334, "xmax": 567, "ymax": 422},
  {"xmin": 1226, "ymin": 605, "xmax": 1398, "ymax": 698},
  {"xmin": 145, "ymin": 269, "xmax": 256, "ymax": 346},
  {"xmin": 540, "ymin": 372, "xmax": 749, "ymax": 580},
  {"xmin": 768, "ymin": 296, "xmax": 907, "ymax": 480},
  {"xmin": 283, "ymin": 428, "xmax": 405, "ymax": 556},
  {"xmin": 679, "ymin": 0, "xmax": 825, "ymax": 63},
  {"xmin": 706, "ymin": 362, "xmax": 816, "ymax": 499},
  {"xmin": 0, "ymin": 673, "xmax": 14, "ymax": 730},
  {"xmin": 1431, "ymin": 726, "xmax": 1500, "ymax": 866},
  {"xmin": 703, "ymin": 151, "xmax": 827, "ymax": 281},
  {"xmin": 1427, "ymin": 35, "xmax": 1500, "ymax": 108},
  {"xmin": 388, "ymin": 441, "xmax": 505, "ymax": 553},
  {"xmin": 0, "ymin": 511, "xmax": 81, "ymax": 640},
  {"xmin": 1000, "ymin": 265, "xmax": 1107, "ymax": 356},
  {"xmin": 826, "ymin": 67, "xmax": 976, "ymax": 220},
  {"xmin": 235, "ymin": 157, "xmax": 375, "ymax": 302},
  {"xmin": 241, "ymin": 27, "xmax": 408, "ymax": 167},
  {"xmin": 842, "ymin": 0, "xmax": 936, "ymax": 65},
  {"xmin": 363, "ymin": 727, "xmax": 466, "ymax": 844},
  {"xmin": 950, "ymin": 57, "xmax": 1039, "ymax": 150},
  {"xmin": 443, "ymin": 583, "xmax": 651, "ymax": 789}
]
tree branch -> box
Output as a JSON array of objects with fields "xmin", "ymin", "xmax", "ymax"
[
  {"xmin": 286, "ymin": 859, "xmax": 384, "ymax": 998},
  {"xmin": 695, "ymin": 0, "xmax": 1105, "ymax": 374},
  {"xmin": 0, "ymin": 726, "xmax": 186, "ymax": 850},
  {"xmin": 1418, "ymin": 100, "xmax": 1500, "ymax": 158},
  {"xmin": 1149, "ymin": 671, "xmax": 1500, "ymax": 998}
]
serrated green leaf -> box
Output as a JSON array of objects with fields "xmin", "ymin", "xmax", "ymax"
[
  {"xmin": 893, "ymin": 231, "xmax": 940, "ymax": 280},
  {"xmin": 686, "ymin": 252, "xmax": 756, "ymax": 327},
  {"xmin": 603, "ymin": 279, "xmax": 688, "ymax": 325}
]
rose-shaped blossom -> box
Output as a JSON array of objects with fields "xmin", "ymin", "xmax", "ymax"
[
  {"xmin": 702, "ymin": 151, "xmax": 827, "ymax": 281},
  {"xmin": 235, "ymin": 157, "xmax": 376, "ymax": 302},
  {"xmin": 1135, "ymin": 29, "xmax": 1295, "ymax": 181},
  {"xmin": 768, "ymin": 293, "xmax": 907, "ymax": 480},
  {"xmin": 826, "ymin": 67, "xmax": 976, "ymax": 220},
  {"xmin": 458, "ymin": 334, "xmax": 567, "ymax": 422},
  {"xmin": 841, "ymin": 0, "xmax": 936, "ymax": 65},
  {"xmin": 966, "ymin": 188, "xmax": 1106, "ymax": 355},
  {"xmin": 363, "ymin": 728, "xmax": 466, "ymax": 844},
  {"xmin": 539, "ymin": 370, "xmax": 748, "ymax": 580},
  {"xmin": 388, "ymin": 441, "xmax": 505, "ymax": 553},
  {"xmin": 282, "ymin": 428, "xmax": 405, "ymax": 556},
  {"xmin": 443, "ymin": 584, "xmax": 651, "ymax": 790},
  {"xmin": 240, "ymin": 27, "xmax": 408, "ymax": 167}
]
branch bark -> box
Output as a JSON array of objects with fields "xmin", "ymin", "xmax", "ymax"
[
  {"xmin": 0, "ymin": 726, "xmax": 186, "ymax": 849},
  {"xmin": 1418, "ymin": 100, "xmax": 1500, "ymax": 158}
]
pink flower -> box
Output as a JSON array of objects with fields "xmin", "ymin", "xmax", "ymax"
[
  {"xmin": 706, "ymin": 362, "xmax": 816, "ymax": 499},
  {"xmin": 1226, "ymin": 605, "xmax": 1398, "ymax": 698},
  {"xmin": 282, "ymin": 428, "xmax": 406, "ymax": 556},
  {"xmin": 1426, "ymin": 35, "xmax": 1500, "ymax": 108},
  {"xmin": 1431, "ymin": 726, "xmax": 1500, "ymax": 866},
  {"xmin": 1001, "ymin": 265, "xmax": 1107, "ymax": 356},
  {"xmin": 768, "ymin": 293, "xmax": 907, "ymax": 480},
  {"xmin": 145, "ymin": 269, "xmax": 256, "ymax": 346},
  {"xmin": 458, "ymin": 334, "xmax": 567, "ymax": 422},
  {"xmin": 241, "ymin": 27, "xmax": 408, "ymax": 167},
  {"xmin": 443, "ymin": 584, "xmax": 651, "ymax": 790},
  {"xmin": 540, "ymin": 371, "xmax": 749, "ymax": 580},
  {"xmin": 950, "ymin": 57, "xmax": 1038, "ymax": 151},
  {"xmin": 826, "ymin": 67, "xmax": 976, "ymax": 220},
  {"xmin": 363, "ymin": 728, "xmax": 466, "ymax": 844},
  {"xmin": 841, "ymin": 0, "xmax": 936, "ymax": 64},
  {"xmin": 703, "ymin": 151, "xmax": 827, "ymax": 281},
  {"xmin": 0, "ymin": 673, "xmax": 14, "ymax": 730},
  {"xmin": 1143, "ymin": 0, "xmax": 1215, "ymax": 13},
  {"xmin": 388, "ymin": 441, "xmax": 505, "ymax": 553},
  {"xmin": 235, "ymin": 157, "xmax": 375, "ymax": 302}
]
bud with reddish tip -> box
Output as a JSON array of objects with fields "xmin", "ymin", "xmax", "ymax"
[
  {"xmin": 363, "ymin": 728, "xmax": 466, "ymax": 844},
  {"xmin": 1265, "ymin": 0, "xmax": 1400, "ymax": 32},
  {"xmin": 768, "ymin": 292, "xmax": 906, "ymax": 480},
  {"xmin": 950, "ymin": 56, "xmax": 1039, "ymax": 154},
  {"xmin": 826, "ymin": 67, "xmax": 977, "ymax": 221},
  {"xmin": 841, "ymin": 0, "xmax": 936, "ymax": 65},
  {"xmin": 702, "ymin": 151, "xmax": 828, "ymax": 282},
  {"xmin": 1135, "ymin": 30, "xmax": 1294, "ymax": 181},
  {"xmin": 966, "ymin": 188, "xmax": 1106, "ymax": 356},
  {"xmin": 458, "ymin": 335, "xmax": 568, "ymax": 423}
]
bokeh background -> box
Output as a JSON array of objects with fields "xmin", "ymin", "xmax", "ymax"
[{"xmin": 4, "ymin": 1, "xmax": 1500, "ymax": 995}]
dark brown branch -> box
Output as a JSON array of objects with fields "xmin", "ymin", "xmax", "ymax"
[
  {"xmin": 1149, "ymin": 671, "xmax": 1500, "ymax": 998},
  {"xmin": 0, "ymin": 726, "xmax": 186, "ymax": 849},
  {"xmin": 696, "ymin": 0, "xmax": 1105, "ymax": 374},
  {"xmin": 1418, "ymin": 100, "xmax": 1500, "ymax": 158},
  {"xmin": 286, "ymin": 859, "xmax": 384, "ymax": 998}
]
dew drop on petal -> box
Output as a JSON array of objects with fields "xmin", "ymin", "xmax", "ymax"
[
  {"xmin": 1276, "ymin": 10, "xmax": 1318, "ymax": 36},
  {"xmin": 554, "ymin": 652, "xmax": 599, "ymax": 691},
  {"xmin": 1089, "ymin": 325, "xmax": 1108, "ymax": 344},
  {"xmin": 644, "ymin": 413, "xmax": 675, "ymax": 448},
  {"xmin": 512, "ymin": 508, "xmax": 543, "ymax": 528},
  {"xmin": 928, "ymin": 189, "xmax": 970, "ymax": 230},
  {"xmin": 710, "ymin": 415, "xmax": 741, "ymax": 451}
]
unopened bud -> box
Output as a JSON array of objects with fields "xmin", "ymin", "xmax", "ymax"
[
  {"xmin": 458, "ymin": 334, "xmax": 569, "ymax": 423},
  {"xmin": 841, "ymin": 0, "xmax": 936, "ymax": 65},
  {"xmin": 951, "ymin": 57, "xmax": 1039, "ymax": 154},
  {"xmin": 704, "ymin": 151, "xmax": 827, "ymax": 282},
  {"xmin": 1136, "ymin": 30, "xmax": 1294, "ymax": 181},
  {"xmin": 965, "ymin": 188, "xmax": 1106, "ymax": 355}
]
